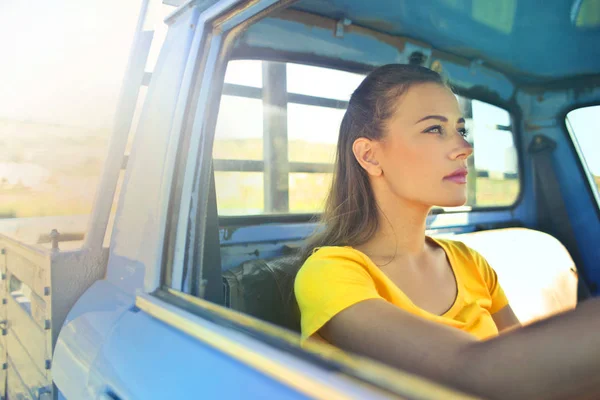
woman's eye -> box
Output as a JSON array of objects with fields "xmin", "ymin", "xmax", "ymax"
[
  {"xmin": 426, "ymin": 126, "xmax": 443, "ymax": 134},
  {"xmin": 458, "ymin": 128, "xmax": 469, "ymax": 138}
]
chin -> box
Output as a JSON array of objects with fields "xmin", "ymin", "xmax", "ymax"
[{"xmin": 435, "ymin": 195, "xmax": 468, "ymax": 208}]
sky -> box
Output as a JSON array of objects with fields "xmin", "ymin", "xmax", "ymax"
[
  {"xmin": 0, "ymin": 0, "xmax": 143, "ymax": 131},
  {"xmin": 0, "ymin": 0, "xmax": 597, "ymax": 176}
]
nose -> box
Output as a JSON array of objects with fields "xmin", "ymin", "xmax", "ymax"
[{"xmin": 451, "ymin": 136, "xmax": 474, "ymax": 160}]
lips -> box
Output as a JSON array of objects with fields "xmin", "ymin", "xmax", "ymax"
[{"xmin": 443, "ymin": 168, "xmax": 468, "ymax": 184}]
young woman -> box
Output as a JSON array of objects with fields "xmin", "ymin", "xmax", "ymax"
[{"xmin": 294, "ymin": 64, "xmax": 600, "ymax": 399}]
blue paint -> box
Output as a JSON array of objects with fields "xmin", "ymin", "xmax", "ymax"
[
  {"xmin": 441, "ymin": 62, "xmax": 515, "ymax": 102},
  {"xmin": 241, "ymin": 15, "xmax": 515, "ymax": 101},
  {"xmin": 292, "ymin": 0, "xmax": 600, "ymax": 81},
  {"xmin": 107, "ymin": 8, "xmax": 200, "ymax": 294},
  {"xmin": 517, "ymin": 87, "xmax": 600, "ymax": 292},
  {"xmin": 218, "ymin": 208, "xmax": 531, "ymax": 269},
  {"xmin": 89, "ymin": 310, "xmax": 307, "ymax": 400},
  {"xmin": 53, "ymin": 281, "xmax": 135, "ymax": 399},
  {"xmin": 242, "ymin": 17, "xmax": 407, "ymax": 67},
  {"xmin": 53, "ymin": 281, "xmax": 308, "ymax": 400}
]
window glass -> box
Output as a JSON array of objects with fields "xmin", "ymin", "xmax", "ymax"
[
  {"xmin": 467, "ymin": 99, "xmax": 519, "ymax": 207},
  {"xmin": 286, "ymin": 63, "xmax": 364, "ymax": 101},
  {"xmin": 287, "ymin": 103, "xmax": 342, "ymax": 164},
  {"xmin": 213, "ymin": 96, "xmax": 263, "ymax": 161},
  {"xmin": 215, "ymin": 172, "xmax": 264, "ymax": 216},
  {"xmin": 566, "ymin": 106, "xmax": 600, "ymax": 199},
  {"xmin": 289, "ymin": 173, "xmax": 333, "ymax": 213},
  {"xmin": 213, "ymin": 60, "xmax": 520, "ymax": 216},
  {"xmin": 224, "ymin": 60, "xmax": 263, "ymax": 88}
]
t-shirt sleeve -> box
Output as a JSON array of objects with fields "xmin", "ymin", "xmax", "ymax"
[
  {"xmin": 294, "ymin": 248, "xmax": 383, "ymax": 340},
  {"xmin": 470, "ymin": 248, "xmax": 509, "ymax": 314}
]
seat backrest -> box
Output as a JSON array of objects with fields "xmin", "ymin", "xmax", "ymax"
[
  {"xmin": 222, "ymin": 254, "xmax": 301, "ymax": 332},
  {"xmin": 223, "ymin": 228, "xmax": 578, "ymax": 330},
  {"xmin": 452, "ymin": 228, "xmax": 578, "ymax": 324}
]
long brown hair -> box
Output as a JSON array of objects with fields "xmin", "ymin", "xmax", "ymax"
[{"xmin": 299, "ymin": 64, "xmax": 446, "ymax": 263}]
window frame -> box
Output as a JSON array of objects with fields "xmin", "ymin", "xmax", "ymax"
[{"xmin": 212, "ymin": 58, "xmax": 524, "ymax": 220}]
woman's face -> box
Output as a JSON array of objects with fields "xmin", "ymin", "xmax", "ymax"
[{"xmin": 376, "ymin": 82, "xmax": 473, "ymax": 208}]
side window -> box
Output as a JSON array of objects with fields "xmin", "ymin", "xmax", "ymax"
[
  {"xmin": 566, "ymin": 106, "xmax": 600, "ymax": 199},
  {"xmin": 213, "ymin": 60, "xmax": 520, "ymax": 216},
  {"xmin": 457, "ymin": 97, "xmax": 519, "ymax": 208}
]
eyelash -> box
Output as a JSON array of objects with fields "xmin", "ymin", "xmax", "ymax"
[{"xmin": 425, "ymin": 125, "xmax": 469, "ymax": 138}]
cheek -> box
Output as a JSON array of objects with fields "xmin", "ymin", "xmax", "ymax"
[
  {"xmin": 381, "ymin": 140, "xmax": 466, "ymax": 205},
  {"xmin": 383, "ymin": 141, "xmax": 440, "ymax": 183}
]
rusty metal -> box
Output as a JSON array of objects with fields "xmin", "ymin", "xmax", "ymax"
[
  {"xmin": 36, "ymin": 231, "xmax": 84, "ymax": 245},
  {"xmin": 49, "ymin": 229, "xmax": 60, "ymax": 251},
  {"xmin": 335, "ymin": 17, "xmax": 351, "ymax": 37}
]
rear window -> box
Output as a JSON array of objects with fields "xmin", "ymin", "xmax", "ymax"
[{"xmin": 213, "ymin": 60, "xmax": 520, "ymax": 216}]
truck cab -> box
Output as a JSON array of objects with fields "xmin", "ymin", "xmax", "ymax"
[{"xmin": 0, "ymin": 0, "xmax": 599, "ymax": 398}]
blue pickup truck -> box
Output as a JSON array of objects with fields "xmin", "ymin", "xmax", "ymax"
[{"xmin": 0, "ymin": 0, "xmax": 599, "ymax": 398}]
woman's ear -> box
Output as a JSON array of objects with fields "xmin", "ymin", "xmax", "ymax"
[{"xmin": 352, "ymin": 137, "xmax": 383, "ymax": 177}]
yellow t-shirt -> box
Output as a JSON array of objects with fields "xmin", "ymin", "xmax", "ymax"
[{"xmin": 295, "ymin": 238, "xmax": 509, "ymax": 342}]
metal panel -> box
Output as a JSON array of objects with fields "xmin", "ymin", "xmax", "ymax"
[
  {"xmin": 4, "ymin": 248, "xmax": 49, "ymax": 301},
  {"xmin": 7, "ymin": 273, "xmax": 48, "ymax": 333},
  {"xmin": 85, "ymin": 0, "xmax": 155, "ymax": 250},
  {"xmin": 5, "ymin": 333, "xmax": 48, "ymax": 396},
  {"xmin": 107, "ymin": 6, "xmax": 203, "ymax": 294},
  {"xmin": 53, "ymin": 281, "xmax": 135, "ymax": 400},
  {"xmin": 292, "ymin": 0, "xmax": 600, "ymax": 81},
  {"xmin": 0, "ymin": 248, "xmax": 7, "ymax": 399},
  {"xmin": 6, "ymin": 357, "xmax": 34, "ymax": 400},
  {"xmin": 0, "ymin": 238, "xmax": 53, "ymax": 399},
  {"xmin": 237, "ymin": 10, "xmax": 516, "ymax": 103},
  {"xmin": 6, "ymin": 295, "xmax": 49, "ymax": 377},
  {"xmin": 262, "ymin": 61, "xmax": 289, "ymax": 213},
  {"xmin": 516, "ymin": 86, "xmax": 600, "ymax": 293},
  {"xmin": 0, "ymin": 221, "xmax": 108, "ymax": 398},
  {"xmin": 213, "ymin": 159, "xmax": 334, "ymax": 173},
  {"xmin": 223, "ymin": 83, "xmax": 349, "ymax": 109}
]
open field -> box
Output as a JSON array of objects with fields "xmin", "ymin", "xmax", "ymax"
[
  {"xmin": 0, "ymin": 119, "xmax": 110, "ymax": 218},
  {"xmin": 1, "ymin": 120, "xmax": 598, "ymax": 219},
  {"xmin": 215, "ymin": 172, "xmax": 522, "ymax": 215}
]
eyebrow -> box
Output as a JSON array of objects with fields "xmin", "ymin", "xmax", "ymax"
[{"xmin": 415, "ymin": 115, "xmax": 466, "ymax": 124}]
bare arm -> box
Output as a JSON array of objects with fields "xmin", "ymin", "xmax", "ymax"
[
  {"xmin": 492, "ymin": 304, "xmax": 521, "ymax": 332},
  {"xmin": 320, "ymin": 298, "xmax": 600, "ymax": 400}
]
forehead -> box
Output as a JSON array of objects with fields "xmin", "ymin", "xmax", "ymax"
[{"xmin": 393, "ymin": 83, "xmax": 462, "ymax": 120}]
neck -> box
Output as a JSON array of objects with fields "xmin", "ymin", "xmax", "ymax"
[{"xmin": 359, "ymin": 181, "xmax": 431, "ymax": 258}]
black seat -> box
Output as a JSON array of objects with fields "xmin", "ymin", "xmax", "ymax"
[{"xmin": 222, "ymin": 254, "xmax": 302, "ymax": 332}]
